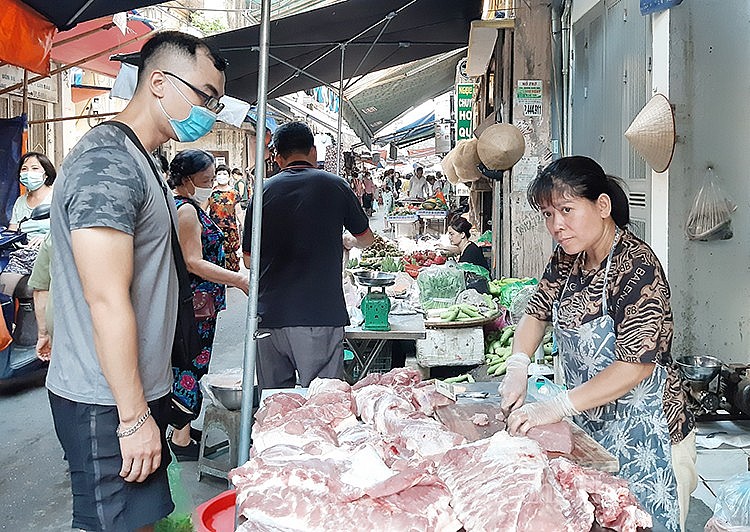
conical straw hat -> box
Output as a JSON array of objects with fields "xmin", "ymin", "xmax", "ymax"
[
  {"xmin": 624, "ymin": 93, "xmax": 676, "ymax": 173},
  {"xmin": 442, "ymin": 149, "xmax": 460, "ymax": 185},
  {"xmin": 477, "ymin": 123, "xmax": 526, "ymax": 170},
  {"xmin": 453, "ymin": 138, "xmax": 483, "ymax": 182}
]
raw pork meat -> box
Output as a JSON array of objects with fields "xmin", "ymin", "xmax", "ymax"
[
  {"xmin": 354, "ymin": 383, "xmax": 464, "ymax": 458},
  {"xmin": 436, "ymin": 431, "xmax": 586, "ymax": 532},
  {"xmin": 231, "ymin": 444, "xmax": 461, "ymax": 532},
  {"xmin": 471, "ymin": 413, "xmax": 490, "ymax": 426},
  {"xmin": 527, "ymin": 421, "xmax": 574, "ymax": 454},
  {"xmin": 307, "ymin": 377, "xmax": 351, "ymax": 396},
  {"xmin": 251, "ymin": 390, "xmax": 357, "ymax": 454},
  {"xmin": 411, "ymin": 380, "xmax": 456, "ymax": 416},
  {"xmin": 550, "ymin": 458, "xmax": 652, "ymax": 532}
]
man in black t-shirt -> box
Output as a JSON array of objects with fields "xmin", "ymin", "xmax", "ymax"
[{"xmin": 242, "ymin": 122, "xmax": 374, "ymax": 390}]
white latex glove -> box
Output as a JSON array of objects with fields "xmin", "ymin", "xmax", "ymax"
[
  {"xmin": 506, "ymin": 391, "xmax": 580, "ymax": 436},
  {"xmin": 498, "ymin": 353, "xmax": 531, "ymax": 414}
]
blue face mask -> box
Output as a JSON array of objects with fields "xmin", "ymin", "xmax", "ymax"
[
  {"xmin": 19, "ymin": 171, "xmax": 45, "ymax": 191},
  {"xmin": 159, "ymin": 78, "xmax": 218, "ymax": 143}
]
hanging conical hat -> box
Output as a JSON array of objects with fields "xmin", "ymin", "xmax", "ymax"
[
  {"xmin": 453, "ymin": 138, "xmax": 483, "ymax": 182},
  {"xmin": 624, "ymin": 93, "xmax": 676, "ymax": 173},
  {"xmin": 476, "ymin": 123, "xmax": 526, "ymax": 170},
  {"xmin": 442, "ymin": 149, "xmax": 460, "ymax": 185}
]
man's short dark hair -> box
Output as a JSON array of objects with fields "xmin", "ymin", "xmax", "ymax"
[
  {"xmin": 273, "ymin": 122, "xmax": 314, "ymax": 158},
  {"xmin": 137, "ymin": 31, "xmax": 227, "ymax": 85}
]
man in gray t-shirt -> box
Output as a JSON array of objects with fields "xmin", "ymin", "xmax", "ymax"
[{"xmin": 46, "ymin": 31, "xmax": 227, "ymax": 532}]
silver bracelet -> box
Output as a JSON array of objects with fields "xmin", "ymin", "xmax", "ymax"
[{"xmin": 116, "ymin": 407, "xmax": 152, "ymax": 438}]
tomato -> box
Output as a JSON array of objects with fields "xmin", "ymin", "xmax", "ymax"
[
  {"xmin": 427, "ymin": 251, "xmax": 436, "ymax": 260},
  {"xmin": 434, "ymin": 255, "xmax": 446, "ymax": 265}
]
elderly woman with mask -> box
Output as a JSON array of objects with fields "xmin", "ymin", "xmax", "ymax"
[
  {"xmin": 502, "ymin": 156, "xmax": 696, "ymax": 532},
  {"xmin": 167, "ymin": 150, "xmax": 248, "ymax": 460}
]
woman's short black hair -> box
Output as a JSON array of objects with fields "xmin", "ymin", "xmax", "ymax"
[
  {"xmin": 527, "ymin": 155, "xmax": 630, "ymax": 228},
  {"xmin": 216, "ymin": 164, "xmax": 230, "ymax": 174},
  {"xmin": 231, "ymin": 167, "xmax": 243, "ymax": 176},
  {"xmin": 167, "ymin": 149, "xmax": 214, "ymax": 189},
  {"xmin": 449, "ymin": 217, "xmax": 472, "ymax": 239},
  {"xmin": 18, "ymin": 151, "xmax": 56, "ymax": 187}
]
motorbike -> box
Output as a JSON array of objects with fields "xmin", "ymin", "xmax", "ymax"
[{"xmin": 0, "ymin": 203, "xmax": 51, "ymax": 391}]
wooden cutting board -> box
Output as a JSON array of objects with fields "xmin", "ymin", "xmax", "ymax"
[{"xmin": 434, "ymin": 400, "xmax": 619, "ymax": 473}]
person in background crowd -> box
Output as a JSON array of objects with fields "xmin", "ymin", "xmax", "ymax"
[
  {"xmin": 207, "ymin": 164, "xmax": 242, "ymax": 272},
  {"xmin": 47, "ymin": 31, "xmax": 228, "ymax": 530},
  {"xmin": 362, "ymin": 171, "xmax": 375, "ymax": 216},
  {"xmin": 381, "ymin": 185, "xmax": 394, "ymax": 216},
  {"xmin": 28, "ymin": 232, "xmax": 52, "ymax": 361},
  {"xmin": 408, "ymin": 166, "xmax": 430, "ymax": 199},
  {"xmin": 438, "ymin": 216, "xmax": 489, "ymax": 270},
  {"xmin": 0, "ymin": 152, "xmax": 55, "ymax": 299},
  {"xmin": 351, "ymin": 170, "xmax": 364, "ymax": 207},
  {"xmin": 168, "ymin": 150, "xmax": 248, "ymax": 460},
  {"xmin": 242, "ymin": 121, "xmax": 374, "ymax": 391},
  {"xmin": 394, "ymin": 172, "xmax": 403, "ymax": 198},
  {"xmin": 502, "ymin": 156, "xmax": 696, "ymax": 532},
  {"xmin": 232, "ymin": 167, "xmax": 249, "ymax": 207}
]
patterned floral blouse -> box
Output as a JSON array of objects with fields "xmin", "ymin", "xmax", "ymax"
[
  {"xmin": 174, "ymin": 196, "xmax": 227, "ymax": 313},
  {"xmin": 525, "ymin": 229, "xmax": 694, "ymax": 444}
]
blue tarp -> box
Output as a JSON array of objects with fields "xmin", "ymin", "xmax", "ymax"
[
  {"xmin": 246, "ymin": 108, "xmax": 279, "ymax": 132},
  {"xmin": 0, "ymin": 116, "xmax": 24, "ymax": 227},
  {"xmin": 375, "ymin": 112, "xmax": 435, "ymax": 147}
]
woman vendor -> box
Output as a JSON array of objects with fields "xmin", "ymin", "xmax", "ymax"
[
  {"xmin": 502, "ymin": 156, "xmax": 696, "ymax": 532},
  {"xmin": 438, "ymin": 216, "xmax": 489, "ymax": 271}
]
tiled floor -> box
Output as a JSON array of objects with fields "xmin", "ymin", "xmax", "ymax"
[{"xmin": 692, "ymin": 421, "xmax": 750, "ymax": 515}]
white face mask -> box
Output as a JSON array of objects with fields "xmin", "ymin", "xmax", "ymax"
[
  {"xmin": 216, "ymin": 174, "xmax": 230, "ymax": 186},
  {"xmin": 191, "ymin": 182, "xmax": 213, "ymax": 204}
]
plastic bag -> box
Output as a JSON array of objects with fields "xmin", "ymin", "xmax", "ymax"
[
  {"xmin": 705, "ymin": 472, "xmax": 750, "ymax": 531},
  {"xmin": 498, "ymin": 277, "xmax": 539, "ymax": 309},
  {"xmin": 686, "ymin": 167, "xmax": 737, "ymax": 241},
  {"xmin": 526, "ymin": 375, "xmax": 565, "ymax": 403},
  {"xmin": 154, "ymin": 452, "xmax": 194, "ymax": 532},
  {"xmin": 417, "ymin": 263, "xmax": 466, "ymax": 310}
]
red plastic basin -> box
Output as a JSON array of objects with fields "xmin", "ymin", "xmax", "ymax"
[{"xmin": 195, "ymin": 489, "xmax": 236, "ymax": 532}]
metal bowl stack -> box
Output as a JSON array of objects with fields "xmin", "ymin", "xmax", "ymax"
[{"xmin": 675, "ymin": 355, "xmax": 723, "ymax": 383}]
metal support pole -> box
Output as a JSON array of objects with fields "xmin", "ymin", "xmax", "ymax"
[
  {"xmin": 336, "ymin": 44, "xmax": 345, "ymax": 177},
  {"xmin": 238, "ymin": 0, "xmax": 270, "ymax": 467}
]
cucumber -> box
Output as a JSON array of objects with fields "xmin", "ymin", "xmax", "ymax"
[
  {"xmin": 499, "ymin": 326, "xmax": 515, "ymax": 347},
  {"xmin": 443, "ymin": 374, "xmax": 469, "ymax": 384},
  {"xmin": 459, "ymin": 304, "xmax": 481, "ymax": 318},
  {"xmin": 493, "ymin": 362, "xmax": 508, "ymax": 376}
]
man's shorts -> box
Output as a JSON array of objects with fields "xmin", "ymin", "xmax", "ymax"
[{"xmin": 48, "ymin": 392, "xmax": 174, "ymax": 531}]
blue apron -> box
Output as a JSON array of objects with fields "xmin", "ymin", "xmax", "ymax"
[{"xmin": 552, "ymin": 229, "xmax": 680, "ymax": 532}]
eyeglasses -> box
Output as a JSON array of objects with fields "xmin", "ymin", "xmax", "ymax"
[{"xmin": 163, "ymin": 71, "xmax": 225, "ymax": 114}]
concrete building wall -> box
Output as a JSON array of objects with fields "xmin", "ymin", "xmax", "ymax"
[{"xmin": 667, "ymin": 1, "xmax": 750, "ymax": 363}]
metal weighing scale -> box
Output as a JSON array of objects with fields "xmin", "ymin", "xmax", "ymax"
[{"xmin": 352, "ymin": 271, "xmax": 396, "ymax": 331}]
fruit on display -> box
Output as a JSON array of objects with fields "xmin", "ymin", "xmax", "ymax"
[
  {"xmin": 357, "ymin": 233, "xmax": 403, "ymax": 271},
  {"xmin": 420, "ymin": 197, "xmax": 447, "ymax": 211},
  {"xmin": 403, "ymin": 250, "xmax": 446, "ymax": 268},
  {"xmin": 389, "ymin": 205, "xmax": 419, "ymax": 216}
]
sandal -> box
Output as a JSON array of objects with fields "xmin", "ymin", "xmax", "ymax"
[{"xmin": 168, "ymin": 438, "xmax": 200, "ymax": 461}]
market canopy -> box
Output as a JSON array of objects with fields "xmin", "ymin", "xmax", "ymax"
[
  {"xmin": 51, "ymin": 15, "xmax": 154, "ymax": 77},
  {"xmin": 19, "ymin": 0, "xmax": 163, "ymax": 30},
  {"xmin": 1, "ymin": 0, "xmax": 159, "ymax": 75},
  {"xmin": 341, "ymin": 48, "xmax": 463, "ymax": 145},
  {"xmin": 374, "ymin": 112, "xmax": 436, "ymax": 148},
  {"xmin": 203, "ymin": 0, "xmax": 481, "ymax": 103}
]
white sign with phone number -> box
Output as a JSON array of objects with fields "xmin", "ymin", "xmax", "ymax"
[{"xmin": 517, "ymin": 80, "xmax": 543, "ymax": 117}]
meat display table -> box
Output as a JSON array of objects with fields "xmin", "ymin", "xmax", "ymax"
[{"xmin": 344, "ymin": 314, "xmax": 426, "ymax": 383}]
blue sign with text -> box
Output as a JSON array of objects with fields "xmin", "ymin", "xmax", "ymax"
[{"xmin": 640, "ymin": 0, "xmax": 683, "ymax": 15}]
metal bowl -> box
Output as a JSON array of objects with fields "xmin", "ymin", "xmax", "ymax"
[
  {"xmin": 209, "ymin": 384, "xmax": 243, "ymax": 410},
  {"xmin": 352, "ymin": 270, "xmax": 396, "ymax": 287},
  {"xmin": 675, "ymin": 355, "xmax": 723, "ymax": 383}
]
